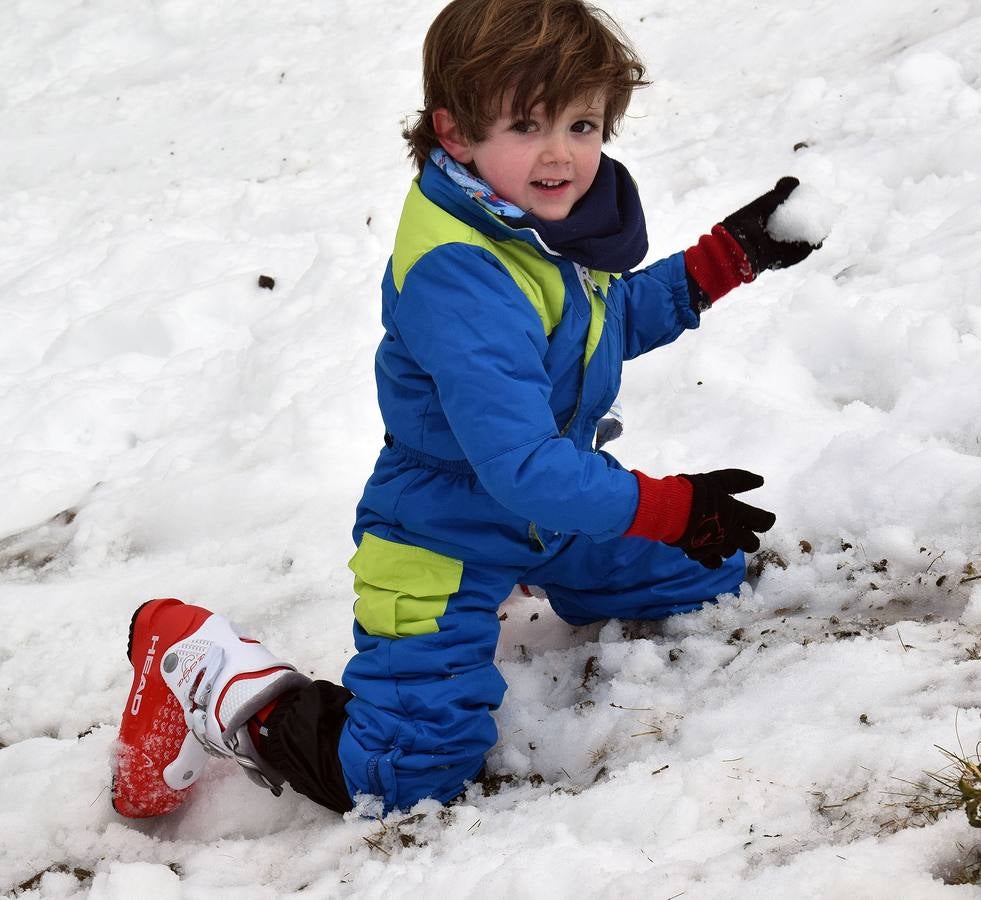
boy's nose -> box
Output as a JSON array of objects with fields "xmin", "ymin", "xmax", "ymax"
[{"xmin": 540, "ymin": 132, "xmax": 572, "ymax": 165}]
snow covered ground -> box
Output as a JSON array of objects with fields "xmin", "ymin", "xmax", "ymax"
[{"xmin": 2, "ymin": 0, "xmax": 981, "ymax": 896}]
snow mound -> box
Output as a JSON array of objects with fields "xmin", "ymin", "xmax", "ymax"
[{"xmin": 90, "ymin": 862, "xmax": 181, "ymax": 900}]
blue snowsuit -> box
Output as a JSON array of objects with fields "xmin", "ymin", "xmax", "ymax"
[{"xmin": 337, "ymin": 156, "xmax": 744, "ymax": 811}]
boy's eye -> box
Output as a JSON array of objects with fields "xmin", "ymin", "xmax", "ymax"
[
  {"xmin": 571, "ymin": 119, "xmax": 600, "ymax": 134},
  {"xmin": 510, "ymin": 120, "xmax": 538, "ymax": 134}
]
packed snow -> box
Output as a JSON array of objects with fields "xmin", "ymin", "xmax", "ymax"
[
  {"xmin": 2, "ymin": 0, "xmax": 981, "ymax": 897},
  {"xmin": 765, "ymin": 184, "xmax": 834, "ymax": 247}
]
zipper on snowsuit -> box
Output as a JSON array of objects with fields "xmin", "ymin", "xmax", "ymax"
[
  {"xmin": 558, "ymin": 263, "xmax": 601, "ymax": 438},
  {"xmin": 527, "ymin": 264, "xmax": 605, "ymax": 554}
]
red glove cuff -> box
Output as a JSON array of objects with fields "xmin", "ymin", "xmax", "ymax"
[
  {"xmin": 624, "ymin": 471, "xmax": 694, "ymax": 543},
  {"xmin": 683, "ymin": 224, "xmax": 755, "ymax": 304}
]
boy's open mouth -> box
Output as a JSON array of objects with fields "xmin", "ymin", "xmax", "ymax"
[{"xmin": 531, "ymin": 179, "xmax": 569, "ymax": 192}]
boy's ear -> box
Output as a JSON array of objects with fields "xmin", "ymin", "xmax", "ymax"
[{"xmin": 432, "ymin": 108, "xmax": 474, "ymax": 164}]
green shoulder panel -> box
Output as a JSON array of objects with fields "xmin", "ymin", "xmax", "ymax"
[
  {"xmin": 392, "ymin": 182, "xmax": 566, "ymax": 337},
  {"xmin": 349, "ymin": 532, "xmax": 463, "ymax": 639}
]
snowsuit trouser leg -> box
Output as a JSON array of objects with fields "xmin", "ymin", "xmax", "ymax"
[
  {"xmin": 337, "ymin": 531, "xmax": 518, "ymax": 813},
  {"xmin": 525, "ymin": 534, "xmax": 745, "ymax": 625},
  {"xmin": 267, "ymin": 534, "xmax": 743, "ymax": 814}
]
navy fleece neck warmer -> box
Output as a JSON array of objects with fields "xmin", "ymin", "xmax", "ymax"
[{"xmin": 515, "ymin": 153, "xmax": 649, "ymax": 273}]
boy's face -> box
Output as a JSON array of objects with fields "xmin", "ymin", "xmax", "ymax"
[{"xmin": 438, "ymin": 93, "xmax": 605, "ymax": 221}]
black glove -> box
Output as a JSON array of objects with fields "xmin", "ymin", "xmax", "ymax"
[
  {"xmin": 669, "ymin": 469, "xmax": 776, "ymax": 569},
  {"xmin": 721, "ymin": 177, "xmax": 817, "ymax": 274}
]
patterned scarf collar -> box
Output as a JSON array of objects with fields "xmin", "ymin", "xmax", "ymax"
[{"xmin": 430, "ymin": 148, "xmax": 525, "ymax": 218}]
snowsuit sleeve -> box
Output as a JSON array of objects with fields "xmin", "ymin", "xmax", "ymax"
[
  {"xmin": 393, "ymin": 242, "xmax": 638, "ymax": 542},
  {"xmin": 613, "ymin": 251, "xmax": 700, "ymax": 360}
]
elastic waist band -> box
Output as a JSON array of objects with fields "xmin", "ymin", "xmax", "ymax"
[{"xmin": 384, "ymin": 433, "xmax": 476, "ymax": 475}]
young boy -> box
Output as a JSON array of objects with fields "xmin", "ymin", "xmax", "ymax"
[{"xmin": 111, "ymin": 0, "xmax": 819, "ymax": 818}]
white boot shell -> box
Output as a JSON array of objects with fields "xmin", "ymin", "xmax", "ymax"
[{"xmin": 158, "ymin": 613, "xmax": 310, "ymax": 793}]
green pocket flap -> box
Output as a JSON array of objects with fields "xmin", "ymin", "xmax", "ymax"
[{"xmin": 349, "ymin": 533, "xmax": 464, "ymax": 639}]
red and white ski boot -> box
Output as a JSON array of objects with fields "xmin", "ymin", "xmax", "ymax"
[{"xmin": 111, "ymin": 598, "xmax": 310, "ymax": 818}]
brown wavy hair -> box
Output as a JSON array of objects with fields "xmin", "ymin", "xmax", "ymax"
[{"xmin": 403, "ymin": 0, "xmax": 648, "ymax": 172}]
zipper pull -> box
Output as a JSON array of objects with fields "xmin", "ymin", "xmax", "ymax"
[{"xmin": 574, "ymin": 263, "xmax": 601, "ymax": 296}]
